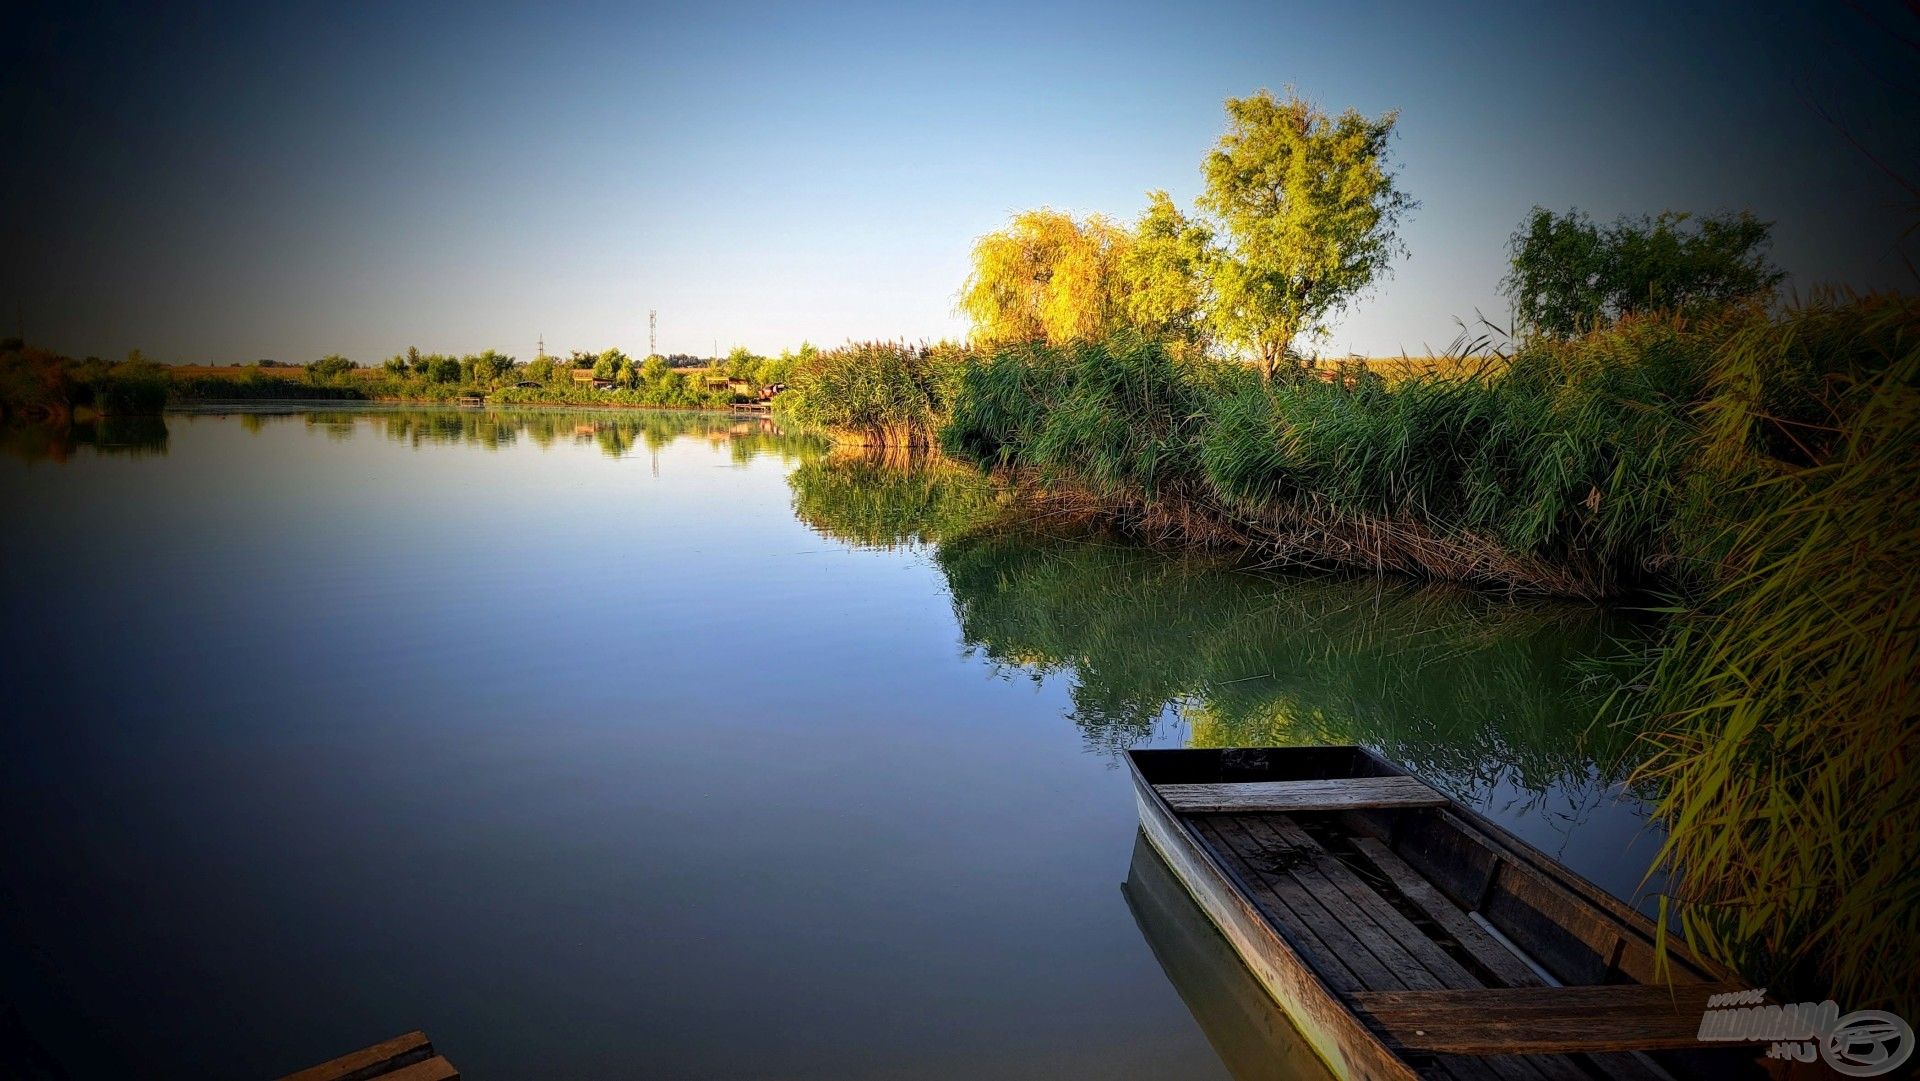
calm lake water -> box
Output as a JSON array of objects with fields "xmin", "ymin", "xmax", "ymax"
[{"xmin": 0, "ymin": 406, "xmax": 1664, "ymax": 1080}]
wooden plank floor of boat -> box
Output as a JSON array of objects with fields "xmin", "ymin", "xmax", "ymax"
[
  {"xmin": 1188, "ymin": 811, "xmax": 1696, "ymax": 1081},
  {"xmin": 276, "ymin": 1031, "xmax": 457, "ymax": 1081}
]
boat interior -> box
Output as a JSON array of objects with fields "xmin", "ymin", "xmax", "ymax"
[{"xmin": 1128, "ymin": 747, "xmax": 1766, "ymax": 1081}]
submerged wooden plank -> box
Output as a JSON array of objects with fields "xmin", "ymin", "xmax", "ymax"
[
  {"xmin": 1158, "ymin": 777, "xmax": 1447, "ymax": 813},
  {"xmin": 1351, "ymin": 985, "xmax": 1740, "ymax": 1055},
  {"xmin": 278, "ymin": 1032, "xmax": 434, "ymax": 1081}
]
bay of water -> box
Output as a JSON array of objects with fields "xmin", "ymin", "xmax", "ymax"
[{"xmin": 0, "ymin": 406, "xmax": 1663, "ymax": 1079}]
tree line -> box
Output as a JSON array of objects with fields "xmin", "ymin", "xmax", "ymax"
[{"xmin": 960, "ymin": 88, "xmax": 1783, "ymax": 370}]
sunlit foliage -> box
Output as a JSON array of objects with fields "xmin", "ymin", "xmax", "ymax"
[
  {"xmin": 774, "ymin": 341, "xmax": 964, "ymax": 446},
  {"xmin": 959, "ymin": 209, "xmax": 1136, "ymax": 347},
  {"xmin": 1120, "ymin": 191, "xmax": 1215, "ymax": 353},
  {"xmin": 1200, "ymin": 89, "xmax": 1415, "ymax": 371}
]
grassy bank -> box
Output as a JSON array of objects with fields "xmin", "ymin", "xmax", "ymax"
[
  {"xmin": 0, "ymin": 346, "xmax": 170, "ymax": 420},
  {"xmin": 772, "ymin": 341, "xmax": 963, "ymax": 446},
  {"xmin": 936, "ymin": 320, "xmax": 1723, "ymax": 597}
]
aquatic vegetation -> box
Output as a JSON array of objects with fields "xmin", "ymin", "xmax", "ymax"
[
  {"xmin": 0, "ymin": 345, "xmax": 170, "ymax": 419},
  {"xmin": 773, "ymin": 341, "xmax": 965, "ymax": 446},
  {"xmin": 1608, "ymin": 297, "xmax": 1920, "ymax": 1016},
  {"xmin": 941, "ymin": 319, "xmax": 1721, "ymax": 596}
]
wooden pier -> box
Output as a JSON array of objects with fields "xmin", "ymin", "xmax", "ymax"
[{"xmin": 277, "ymin": 1030, "xmax": 457, "ymax": 1081}]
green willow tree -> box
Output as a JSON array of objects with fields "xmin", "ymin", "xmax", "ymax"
[
  {"xmin": 1199, "ymin": 90, "xmax": 1415, "ymax": 373},
  {"xmin": 958, "ymin": 208, "xmax": 1135, "ymax": 347}
]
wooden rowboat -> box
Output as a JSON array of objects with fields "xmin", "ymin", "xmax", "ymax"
[{"xmin": 1126, "ymin": 746, "xmax": 1771, "ymax": 1081}]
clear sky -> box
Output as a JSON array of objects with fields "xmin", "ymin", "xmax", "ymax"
[{"xmin": 4, "ymin": 0, "xmax": 1914, "ymax": 363}]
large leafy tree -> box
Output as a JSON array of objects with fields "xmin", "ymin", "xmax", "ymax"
[
  {"xmin": 1119, "ymin": 190, "xmax": 1215, "ymax": 353},
  {"xmin": 1199, "ymin": 90, "xmax": 1414, "ymax": 372},
  {"xmin": 959, "ymin": 209, "xmax": 1134, "ymax": 347},
  {"xmin": 1502, "ymin": 208, "xmax": 1784, "ymax": 338}
]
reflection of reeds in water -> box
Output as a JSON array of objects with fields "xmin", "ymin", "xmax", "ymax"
[
  {"xmin": 1, "ymin": 415, "xmax": 170, "ymax": 463},
  {"xmin": 787, "ymin": 447, "xmax": 1009, "ymax": 551},
  {"xmin": 1122, "ymin": 831, "xmax": 1334, "ymax": 1081},
  {"xmin": 272, "ymin": 407, "xmax": 825, "ymax": 462},
  {"xmin": 931, "ymin": 529, "xmax": 1648, "ymax": 801}
]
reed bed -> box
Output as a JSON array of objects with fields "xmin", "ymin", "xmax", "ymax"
[
  {"xmin": 938, "ymin": 321, "xmax": 1721, "ymax": 596},
  {"xmin": 773, "ymin": 341, "xmax": 964, "ymax": 447},
  {"xmin": 1611, "ymin": 297, "xmax": 1919, "ymax": 1015}
]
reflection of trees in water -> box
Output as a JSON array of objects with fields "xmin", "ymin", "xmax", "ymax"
[
  {"xmin": 787, "ymin": 448, "xmax": 1008, "ymax": 550},
  {"xmin": 935, "ymin": 530, "xmax": 1651, "ymax": 802},
  {"xmin": 784, "ymin": 448, "xmax": 1646, "ymax": 802},
  {"xmin": 1, "ymin": 416, "xmax": 170, "ymax": 463},
  {"xmin": 282, "ymin": 407, "xmax": 823, "ymax": 461}
]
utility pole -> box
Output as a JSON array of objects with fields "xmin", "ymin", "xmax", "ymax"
[
  {"xmin": 537, "ymin": 333, "xmax": 545, "ymax": 360},
  {"xmin": 648, "ymin": 310, "xmax": 657, "ymax": 359}
]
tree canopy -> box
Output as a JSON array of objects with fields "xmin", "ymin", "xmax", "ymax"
[
  {"xmin": 958, "ymin": 209, "xmax": 1135, "ymax": 347},
  {"xmin": 1119, "ymin": 191, "xmax": 1214, "ymax": 351},
  {"xmin": 957, "ymin": 89, "xmax": 1413, "ymax": 369},
  {"xmin": 1502, "ymin": 208, "xmax": 1784, "ymax": 338},
  {"xmin": 1199, "ymin": 89, "xmax": 1414, "ymax": 370}
]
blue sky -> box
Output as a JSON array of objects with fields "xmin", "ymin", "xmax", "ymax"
[{"xmin": 4, "ymin": 0, "xmax": 1914, "ymax": 362}]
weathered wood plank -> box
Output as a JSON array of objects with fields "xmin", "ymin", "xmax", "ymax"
[
  {"xmin": 1131, "ymin": 785, "xmax": 1425, "ymax": 1081},
  {"xmin": 1351, "ymin": 985, "xmax": 1741, "ymax": 1055},
  {"xmin": 1158, "ymin": 776, "xmax": 1447, "ymax": 813},
  {"xmin": 1250, "ymin": 818, "xmax": 1486, "ymax": 991},
  {"xmin": 1246, "ymin": 823, "xmax": 1586, "ymax": 1081},
  {"xmin": 1349, "ymin": 837, "xmax": 1544, "ymax": 990},
  {"xmin": 1194, "ymin": 818, "xmax": 1378, "ymax": 993},
  {"xmin": 381, "ymin": 1056, "xmax": 459, "ymax": 1081},
  {"xmin": 277, "ymin": 1032, "xmax": 433, "ymax": 1081}
]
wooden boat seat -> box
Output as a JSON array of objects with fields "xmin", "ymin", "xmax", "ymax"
[
  {"xmin": 1155, "ymin": 776, "xmax": 1448, "ymax": 813},
  {"xmin": 1352, "ymin": 984, "xmax": 1741, "ymax": 1056}
]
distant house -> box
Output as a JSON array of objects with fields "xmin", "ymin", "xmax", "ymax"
[
  {"xmin": 570, "ymin": 368, "xmax": 597, "ymax": 383},
  {"xmin": 512, "ymin": 380, "xmax": 541, "ymax": 388},
  {"xmin": 591, "ymin": 380, "xmax": 617, "ymax": 391}
]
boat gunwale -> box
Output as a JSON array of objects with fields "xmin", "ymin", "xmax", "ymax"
[{"xmin": 1127, "ymin": 748, "xmax": 1422, "ymax": 1081}]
